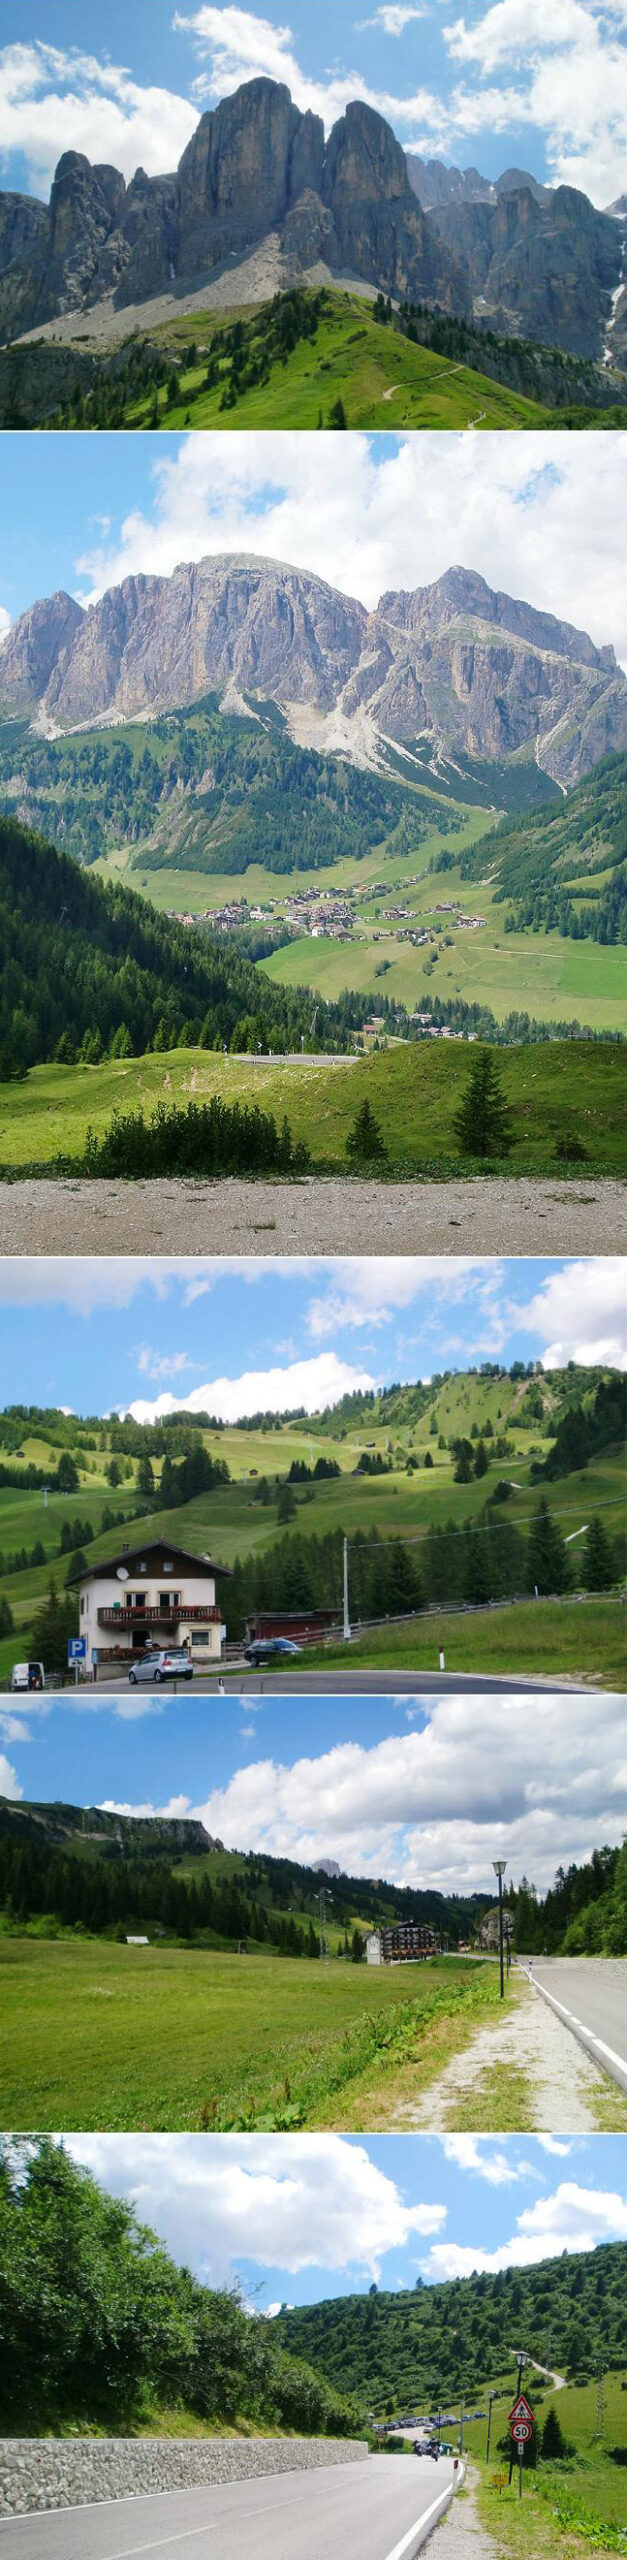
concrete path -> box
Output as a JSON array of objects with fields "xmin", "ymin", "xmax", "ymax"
[
  {"xmin": 0, "ymin": 1175, "xmax": 624, "ymax": 1256},
  {"xmin": 394, "ymin": 1970, "xmax": 627, "ymax": 2132},
  {"xmin": 0, "ymin": 2456, "xmax": 457, "ymax": 2560}
]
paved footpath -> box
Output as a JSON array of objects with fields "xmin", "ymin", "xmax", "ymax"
[
  {"xmin": 1, "ymin": 1175, "xmax": 624, "ymax": 1256},
  {"xmin": 437, "ymin": 2472, "xmax": 497, "ymax": 2558}
]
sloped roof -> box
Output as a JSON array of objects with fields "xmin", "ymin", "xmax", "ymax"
[{"xmin": 67, "ymin": 1538, "xmax": 232, "ymax": 1587}]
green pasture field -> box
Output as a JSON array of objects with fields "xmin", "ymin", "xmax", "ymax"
[
  {"xmin": 1, "ymin": 1040, "xmax": 625, "ymax": 1174},
  {"xmin": 0, "ymin": 1937, "xmax": 500, "ymax": 2131},
  {"xmin": 119, "ymin": 293, "xmax": 557, "ymax": 432},
  {"xmin": 303, "ymin": 1599, "xmax": 627, "ymax": 1691},
  {"xmin": 261, "ymin": 867, "xmax": 627, "ymax": 1031}
]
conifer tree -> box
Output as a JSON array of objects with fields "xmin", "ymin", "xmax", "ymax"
[{"xmin": 453, "ymin": 1048, "xmax": 514, "ymax": 1158}]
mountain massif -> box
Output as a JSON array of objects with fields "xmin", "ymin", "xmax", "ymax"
[
  {"xmin": 2, "ymin": 556, "xmax": 626, "ymax": 791},
  {"xmin": 0, "ymin": 76, "xmax": 622, "ymax": 362}
]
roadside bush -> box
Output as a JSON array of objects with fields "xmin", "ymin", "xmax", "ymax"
[{"xmin": 81, "ymin": 1098, "xmax": 311, "ymax": 1179}]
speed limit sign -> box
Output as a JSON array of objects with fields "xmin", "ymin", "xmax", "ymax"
[{"xmin": 512, "ymin": 2420, "xmax": 532, "ymax": 2442}]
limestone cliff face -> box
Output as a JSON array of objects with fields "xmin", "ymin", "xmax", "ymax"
[
  {"xmin": 0, "ymin": 77, "xmax": 468, "ymax": 336},
  {"xmin": 2, "ymin": 554, "xmax": 626, "ymax": 789},
  {"xmin": 431, "ymin": 184, "xmax": 621, "ymax": 358}
]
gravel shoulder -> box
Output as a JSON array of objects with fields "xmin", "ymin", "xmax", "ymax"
[
  {"xmin": 437, "ymin": 2471, "xmax": 497, "ymax": 2559},
  {"xmin": 1, "ymin": 1175, "xmax": 624, "ymax": 1256},
  {"xmin": 391, "ymin": 1975, "xmax": 627, "ymax": 2133}
]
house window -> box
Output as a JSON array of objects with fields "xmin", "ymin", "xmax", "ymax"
[{"xmin": 194, "ymin": 1630, "xmax": 209, "ymax": 1645}]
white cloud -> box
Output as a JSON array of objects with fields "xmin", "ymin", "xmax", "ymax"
[
  {"xmin": 66, "ymin": 2132, "xmax": 446, "ymax": 2282},
  {"xmin": 520, "ymin": 1259, "xmax": 627, "ymax": 1371},
  {"xmin": 443, "ymin": 0, "xmax": 627, "ymax": 202},
  {"xmin": 136, "ymin": 1347, "xmax": 198, "ymax": 1383},
  {"xmin": 0, "ymin": 39, "xmax": 196, "ymax": 194},
  {"xmin": 192, "ymin": 1693, "xmax": 627, "ymax": 1894},
  {"xmin": 361, "ymin": 7, "xmax": 426, "ymax": 30},
  {"xmin": 423, "ymin": 2181, "xmax": 627, "ymax": 2278},
  {"xmin": 99, "ymin": 1793, "xmax": 193, "ymax": 1816},
  {"xmin": 441, "ymin": 2136, "xmax": 525, "ymax": 2183},
  {"xmin": 0, "ymin": 1754, "xmax": 22, "ymax": 1798},
  {"xmin": 123, "ymin": 1350, "xmax": 377, "ymax": 1425},
  {"xmin": 174, "ymin": 6, "xmax": 440, "ymax": 134},
  {"xmin": 307, "ymin": 1257, "xmax": 501, "ymax": 1338},
  {"xmin": 74, "ymin": 436, "xmax": 627, "ymax": 676}
]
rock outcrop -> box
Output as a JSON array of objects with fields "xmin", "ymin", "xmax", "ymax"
[
  {"xmin": 429, "ymin": 184, "xmax": 622, "ymax": 358},
  {"xmin": 0, "ymin": 80, "xmax": 621, "ymax": 355},
  {"xmin": 2, "ymin": 552, "xmax": 626, "ymax": 790}
]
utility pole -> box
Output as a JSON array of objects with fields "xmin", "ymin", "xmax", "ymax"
[
  {"xmin": 595, "ymin": 2360, "xmax": 606, "ymax": 2439},
  {"xmin": 343, "ymin": 1536, "xmax": 351, "ymax": 1642},
  {"xmin": 486, "ymin": 2392, "xmax": 496, "ymax": 2462},
  {"xmin": 493, "ymin": 1858, "xmax": 507, "ymax": 1998}
]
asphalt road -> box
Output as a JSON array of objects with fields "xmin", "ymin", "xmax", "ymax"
[
  {"xmin": 0, "ymin": 2457, "xmax": 457, "ymax": 2560},
  {"xmin": 73, "ymin": 1668, "xmax": 590, "ymax": 1696},
  {"xmin": 523, "ymin": 1958, "xmax": 627, "ymax": 2092}
]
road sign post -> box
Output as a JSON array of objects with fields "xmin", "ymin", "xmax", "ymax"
[
  {"xmin": 508, "ymin": 2391, "xmax": 535, "ymax": 2492},
  {"xmin": 67, "ymin": 1636, "xmax": 87, "ymax": 1689}
]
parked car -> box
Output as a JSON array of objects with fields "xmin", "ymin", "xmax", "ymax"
[
  {"xmin": 128, "ymin": 1649, "xmax": 193, "ymax": 1685},
  {"xmin": 245, "ymin": 1637, "xmax": 303, "ymax": 1666},
  {"xmin": 10, "ymin": 1661, "xmax": 44, "ymax": 1691}
]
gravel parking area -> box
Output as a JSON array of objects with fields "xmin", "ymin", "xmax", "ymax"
[{"xmin": 0, "ymin": 1175, "xmax": 624, "ymax": 1255}]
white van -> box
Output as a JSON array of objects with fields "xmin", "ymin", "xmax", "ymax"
[{"xmin": 10, "ymin": 1661, "xmax": 44, "ymax": 1692}]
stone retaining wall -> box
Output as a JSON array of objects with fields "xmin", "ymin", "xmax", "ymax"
[{"xmin": 0, "ymin": 2434, "xmax": 369, "ymax": 2517}]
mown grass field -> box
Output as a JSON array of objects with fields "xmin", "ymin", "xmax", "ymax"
[
  {"xmin": 0, "ymin": 1937, "xmax": 500, "ymax": 2130},
  {"xmin": 121, "ymin": 293, "xmax": 558, "ymax": 432},
  {"xmin": 304, "ymin": 1600, "xmax": 626, "ymax": 1690},
  {"xmin": 1, "ymin": 1040, "xmax": 625, "ymax": 1174}
]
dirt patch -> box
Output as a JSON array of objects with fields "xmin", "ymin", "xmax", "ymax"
[{"xmin": 0, "ymin": 1175, "xmax": 624, "ymax": 1257}]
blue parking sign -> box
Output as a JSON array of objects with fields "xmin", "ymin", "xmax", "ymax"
[{"xmin": 68, "ymin": 1637, "xmax": 87, "ymax": 1662}]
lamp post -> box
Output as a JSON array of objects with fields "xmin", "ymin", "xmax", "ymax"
[{"xmin": 493, "ymin": 1858, "xmax": 506, "ymax": 1999}]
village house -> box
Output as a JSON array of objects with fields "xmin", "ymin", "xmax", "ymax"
[{"xmin": 69, "ymin": 1538, "xmax": 231, "ymax": 1676}]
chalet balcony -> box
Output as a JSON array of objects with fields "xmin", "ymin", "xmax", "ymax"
[{"xmin": 97, "ymin": 1603, "xmax": 221, "ymax": 1628}]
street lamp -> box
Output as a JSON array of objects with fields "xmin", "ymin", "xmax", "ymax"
[{"xmin": 493, "ymin": 1858, "xmax": 507, "ymax": 1999}]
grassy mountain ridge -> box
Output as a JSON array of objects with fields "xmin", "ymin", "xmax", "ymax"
[
  {"xmin": 277, "ymin": 2244, "xmax": 627, "ymax": 2409},
  {"xmin": 17, "ymin": 287, "xmax": 627, "ymax": 432}
]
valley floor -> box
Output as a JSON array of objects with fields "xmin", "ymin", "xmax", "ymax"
[{"xmin": 1, "ymin": 1173, "xmax": 625, "ymax": 1257}]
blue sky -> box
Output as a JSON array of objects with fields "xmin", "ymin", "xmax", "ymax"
[
  {"xmin": 0, "ymin": 3, "xmax": 624, "ymax": 205},
  {"xmin": 1, "ymin": 1255, "xmax": 624, "ymax": 1421},
  {"xmin": 2, "ymin": 1685, "xmax": 625, "ymax": 1901},
  {"xmin": 1, "ymin": 432, "xmax": 626, "ymax": 677},
  {"xmin": 62, "ymin": 2130, "xmax": 627, "ymax": 2301}
]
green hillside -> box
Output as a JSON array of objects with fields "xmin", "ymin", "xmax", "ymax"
[
  {"xmin": 36, "ymin": 288, "xmax": 627, "ymax": 432},
  {"xmin": 278, "ymin": 2245, "xmax": 627, "ymax": 2409},
  {"xmin": 1, "ymin": 1041, "xmax": 626, "ymax": 1179},
  {"xmin": 0, "ymin": 813, "xmax": 366, "ymax": 1072},
  {"xmin": 0, "ymin": 2135, "xmax": 361, "ymax": 2437},
  {"xmin": 2, "ymin": 709, "xmax": 625, "ymax": 1035},
  {"xmin": 0, "ymin": 1361, "xmax": 624, "ymax": 1686},
  {"xmin": 0, "ymin": 1792, "xmax": 491, "ymax": 1956},
  {"xmin": 457, "ymin": 752, "xmax": 627, "ymax": 946}
]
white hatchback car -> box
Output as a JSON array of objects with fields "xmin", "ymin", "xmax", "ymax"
[{"xmin": 128, "ymin": 1649, "xmax": 193, "ymax": 1685}]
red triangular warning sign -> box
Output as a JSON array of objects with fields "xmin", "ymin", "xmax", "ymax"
[{"xmin": 508, "ymin": 2393, "xmax": 535, "ymax": 2425}]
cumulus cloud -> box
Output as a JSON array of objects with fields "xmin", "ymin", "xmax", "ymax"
[
  {"xmin": 441, "ymin": 2136, "xmax": 527, "ymax": 2183},
  {"xmin": 66, "ymin": 2133, "xmax": 446, "ymax": 2282},
  {"xmin": 74, "ymin": 436, "xmax": 627, "ymax": 675},
  {"xmin": 443, "ymin": 0, "xmax": 627, "ymax": 202},
  {"xmin": 174, "ymin": 5, "xmax": 439, "ymax": 133},
  {"xmin": 192, "ymin": 1693, "xmax": 627, "ymax": 1893},
  {"xmin": 424, "ymin": 2181, "xmax": 627, "ymax": 2278},
  {"xmin": 0, "ymin": 1754, "xmax": 22, "ymax": 1798},
  {"xmin": 0, "ymin": 39, "xmax": 196, "ymax": 193},
  {"xmin": 306, "ymin": 1257, "xmax": 502, "ymax": 1338},
  {"xmin": 122, "ymin": 1350, "xmax": 377, "ymax": 1425},
  {"xmin": 519, "ymin": 1260, "xmax": 627, "ymax": 1372}
]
